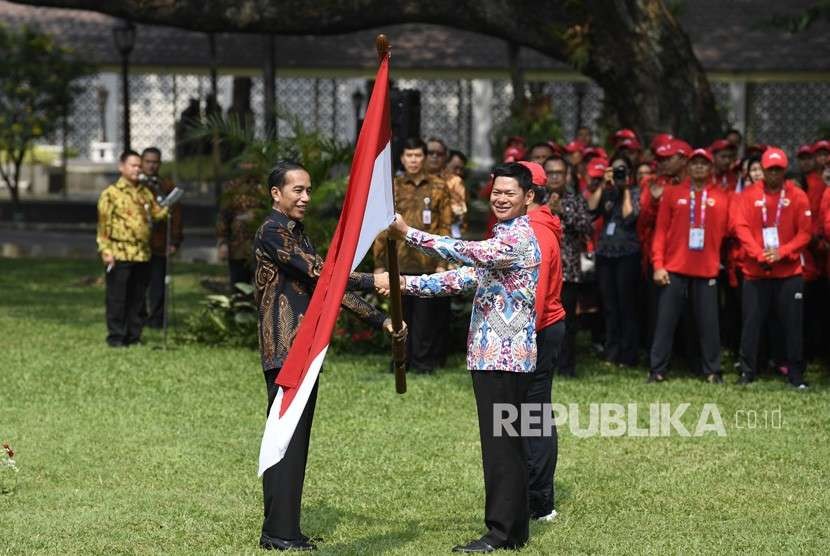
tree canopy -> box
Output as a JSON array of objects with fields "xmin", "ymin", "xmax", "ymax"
[{"xmin": 9, "ymin": 0, "xmax": 725, "ymax": 144}]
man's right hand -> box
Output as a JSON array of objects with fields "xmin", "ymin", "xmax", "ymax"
[
  {"xmin": 217, "ymin": 243, "xmax": 228, "ymax": 261},
  {"xmin": 653, "ymin": 268, "xmax": 670, "ymax": 286},
  {"xmin": 102, "ymin": 252, "xmax": 114, "ymax": 267}
]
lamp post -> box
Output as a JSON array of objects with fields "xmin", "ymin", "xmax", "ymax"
[
  {"xmin": 351, "ymin": 88, "xmax": 365, "ymax": 142},
  {"xmin": 112, "ymin": 21, "xmax": 136, "ymax": 152}
]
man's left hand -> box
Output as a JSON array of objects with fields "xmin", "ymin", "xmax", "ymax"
[
  {"xmin": 764, "ymin": 248, "xmax": 781, "ymax": 263},
  {"xmin": 168, "ymin": 245, "xmax": 178, "ymax": 256},
  {"xmin": 383, "ymin": 318, "xmax": 408, "ymax": 343}
]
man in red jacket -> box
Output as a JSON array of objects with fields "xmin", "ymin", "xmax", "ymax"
[
  {"xmin": 637, "ymin": 138, "xmax": 691, "ymax": 349},
  {"xmin": 710, "ymin": 139, "xmax": 738, "ymax": 191},
  {"xmin": 732, "ymin": 147, "xmax": 811, "ymax": 388},
  {"xmin": 648, "ymin": 149, "xmax": 730, "ymax": 383},
  {"xmin": 518, "ymin": 161, "xmax": 565, "ymax": 524}
]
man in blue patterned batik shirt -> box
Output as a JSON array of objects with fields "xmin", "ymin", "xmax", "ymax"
[{"xmin": 376, "ymin": 162, "xmax": 540, "ymax": 553}]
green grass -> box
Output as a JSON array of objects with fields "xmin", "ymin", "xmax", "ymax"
[{"xmin": 0, "ymin": 258, "xmax": 828, "ymax": 554}]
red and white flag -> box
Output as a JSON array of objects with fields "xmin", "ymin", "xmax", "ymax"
[{"xmin": 258, "ymin": 54, "xmax": 395, "ymax": 476}]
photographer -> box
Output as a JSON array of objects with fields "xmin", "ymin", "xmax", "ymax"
[
  {"xmin": 588, "ymin": 155, "xmax": 641, "ymax": 367},
  {"xmin": 140, "ymin": 147, "xmax": 183, "ymax": 328}
]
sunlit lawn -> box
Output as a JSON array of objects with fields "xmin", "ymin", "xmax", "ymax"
[{"xmin": 1, "ymin": 258, "xmax": 828, "ymax": 554}]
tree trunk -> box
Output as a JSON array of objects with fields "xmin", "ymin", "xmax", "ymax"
[{"xmin": 9, "ymin": 0, "xmax": 724, "ymax": 144}]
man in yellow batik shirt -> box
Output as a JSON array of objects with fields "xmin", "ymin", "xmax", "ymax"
[
  {"xmin": 373, "ymin": 137, "xmax": 452, "ymax": 373},
  {"xmin": 97, "ymin": 150, "xmax": 168, "ymax": 347}
]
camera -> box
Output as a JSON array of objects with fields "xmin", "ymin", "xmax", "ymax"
[
  {"xmin": 138, "ymin": 173, "xmax": 159, "ymax": 186},
  {"xmin": 613, "ymin": 166, "xmax": 628, "ymax": 182}
]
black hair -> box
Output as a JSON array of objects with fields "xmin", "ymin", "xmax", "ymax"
[
  {"xmin": 119, "ymin": 150, "xmax": 140, "ymax": 163},
  {"xmin": 530, "ymin": 186, "xmax": 549, "ymax": 205},
  {"xmin": 425, "ymin": 137, "xmax": 448, "ymax": 153},
  {"xmin": 267, "ymin": 160, "xmax": 308, "ymax": 189},
  {"xmin": 448, "ymin": 149, "xmax": 467, "ymax": 165},
  {"xmin": 491, "ymin": 162, "xmax": 533, "ymax": 192},
  {"xmin": 402, "ymin": 137, "xmax": 427, "ymax": 155},
  {"xmin": 141, "ymin": 147, "xmax": 161, "ymax": 158},
  {"xmin": 526, "ymin": 142, "xmax": 555, "ymax": 158},
  {"xmin": 726, "ymin": 128, "xmax": 742, "ymax": 139}
]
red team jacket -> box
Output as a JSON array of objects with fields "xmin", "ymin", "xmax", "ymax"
[
  {"xmin": 652, "ymin": 179, "xmax": 731, "ymax": 278},
  {"xmin": 528, "ymin": 205, "xmax": 566, "ymax": 330},
  {"xmin": 731, "ymin": 180, "xmax": 812, "ymax": 280}
]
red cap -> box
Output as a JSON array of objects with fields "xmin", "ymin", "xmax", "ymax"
[
  {"xmin": 583, "ymin": 146, "xmax": 609, "ymax": 161},
  {"xmin": 813, "ymin": 140, "xmax": 830, "ymax": 153},
  {"xmin": 587, "ymin": 158, "xmax": 608, "ymax": 178},
  {"xmin": 503, "ymin": 146, "xmax": 525, "ymax": 163},
  {"xmin": 650, "ymin": 133, "xmax": 674, "ymax": 152},
  {"xmin": 797, "ymin": 144, "xmax": 815, "ymax": 157},
  {"xmin": 546, "ymin": 140, "xmax": 563, "ymax": 154},
  {"xmin": 506, "ymin": 136, "xmax": 526, "ymax": 147},
  {"xmin": 565, "ymin": 140, "xmax": 585, "ymax": 154},
  {"xmin": 613, "ymin": 129, "xmax": 637, "ymax": 143},
  {"xmin": 689, "ymin": 148, "xmax": 713, "ymax": 163},
  {"xmin": 617, "ymin": 138, "xmax": 642, "ymax": 151},
  {"xmin": 655, "ymin": 139, "xmax": 692, "ymax": 159},
  {"xmin": 709, "ymin": 139, "xmax": 735, "ymax": 153},
  {"xmin": 517, "ymin": 161, "xmax": 547, "ymax": 187},
  {"xmin": 761, "ymin": 147, "xmax": 789, "ymax": 169}
]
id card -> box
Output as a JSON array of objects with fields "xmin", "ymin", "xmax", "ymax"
[
  {"xmin": 688, "ymin": 227, "xmax": 705, "ymax": 251},
  {"xmin": 422, "ymin": 209, "xmax": 432, "ymax": 225},
  {"xmin": 606, "ymin": 222, "xmax": 616, "ymax": 236},
  {"xmin": 762, "ymin": 227, "xmax": 779, "ymax": 250},
  {"xmin": 451, "ymin": 222, "xmax": 462, "ymax": 239}
]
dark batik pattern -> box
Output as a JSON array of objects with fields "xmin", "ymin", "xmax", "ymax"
[{"xmin": 254, "ymin": 209, "xmax": 385, "ymax": 371}]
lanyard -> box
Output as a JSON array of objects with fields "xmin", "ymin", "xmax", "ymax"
[
  {"xmin": 760, "ymin": 189, "xmax": 785, "ymax": 227},
  {"xmin": 689, "ymin": 187, "xmax": 707, "ymax": 229}
]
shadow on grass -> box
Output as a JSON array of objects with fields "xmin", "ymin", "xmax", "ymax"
[{"xmin": 305, "ymin": 503, "xmax": 420, "ymax": 554}]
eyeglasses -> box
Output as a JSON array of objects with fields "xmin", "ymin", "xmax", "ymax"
[
  {"xmin": 427, "ymin": 150, "xmax": 446, "ymax": 157},
  {"xmin": 546, "ymin": 170, "xmax": 566, "ymax": 176}
]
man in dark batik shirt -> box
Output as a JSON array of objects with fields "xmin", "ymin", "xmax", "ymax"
[{"xmin": 253, "ymin": 160, "xmax": 405, "ymax": 551}]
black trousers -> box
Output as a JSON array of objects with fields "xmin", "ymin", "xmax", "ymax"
[
  {"xmin": 261, "ymin": 368, "xmax": 319, "ymax": 540},
  {"xmin": 526, "ymin": 321, "xmax": 565, "ymax": 518},
  {"xmin": 471, "ymin": 370, "xmax": 532, "ymax": 549},
  {"xmin": 559, "ymin": 282, "xmax": 579, "ymax": 376},
  {"xmin": 144, "ymin": 254, "xmax": 167, "ymax": 328},
  {"xmin": 105, "ymin": 261, "xmax": 150, "ymax": 346},
  {"xmin": 740, "ymin": 276, "xmax": 805, "ymax": 382},
  {"xmin": 804, "ymin": 279, "xmax": 828, "ymax": 361},
  {"xmin": 229, "ymin": 258, "xmax": 254, "ymax": 290},
  {"xmin": 719, "ymin": 270, "xmax": 743, "ymax": 353},
  {"xmin": 596, "ymin": 254, "xmax": 641, "ymax": 366},
  {"xmin": 650, "ymin": 274, "xmax": 720, "ymax": 377},
  {"xmin": 402, "ymin": 294, "xmax": 450, "ymax": 373}
]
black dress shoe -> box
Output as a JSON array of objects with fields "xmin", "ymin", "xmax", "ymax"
[
  {"xmin": 452, "ymin": 539, "xmax": 497, "ymax": 553},
  {"xmin": 737, "ymin": 372, "xmax": 755, "ymax": 385},
  {"xmin": 259, "ymin": 533, "xmax": 316, "ymax": 551}
]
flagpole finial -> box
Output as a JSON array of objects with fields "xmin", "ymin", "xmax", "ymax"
[{"xmin": 376, "ymin": 34, "xmax": 390, "ymax": 62}]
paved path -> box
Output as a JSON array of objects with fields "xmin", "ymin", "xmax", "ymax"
[{"xmin": 0, "ymin": 226, "xmax": 219, "ymax": 263}]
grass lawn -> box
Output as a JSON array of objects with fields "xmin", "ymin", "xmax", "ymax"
[{"xmin": 1, "ymin": 257, "xmax": 828, "ymax": 554}]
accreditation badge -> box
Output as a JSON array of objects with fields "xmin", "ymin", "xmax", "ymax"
[
  {"xmin": 762, "ymin": 227, "xmax": 780, "ymax": 250},
  {"xmin": 606, "ymin": 222, "xmax": 616, "ymax": 236},
  {"xmin": 422, "ymin": 197, "xmax": 432, "ymax": 225},
  {"xmin": 688, "ymin": 227, "xmax": 705, "ymax": 251}
]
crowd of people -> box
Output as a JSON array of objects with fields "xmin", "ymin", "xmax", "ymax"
[
  {"xmin": 94, "ymin": 126, "xmax": 828, "ymax": 553},
  {"xmin": 376, "ymin": 130, "xmax": 830, "ymax": 389}
]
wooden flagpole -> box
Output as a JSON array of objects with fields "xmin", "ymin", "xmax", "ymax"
[{"xmin": 376, "ymin": 34, "xmax": 407, "ymax": 394}]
